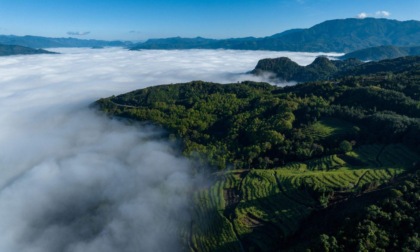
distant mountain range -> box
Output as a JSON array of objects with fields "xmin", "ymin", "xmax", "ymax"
[
  {"xmin": 340, "ymin": 45, "xmax": 420, "ymax": 61},
  {"xmin": 0, "ymin": 44, "xmax": 56, "ymax": 56},
  {"xmin": 0, "ymin": 35, "xmax": 132, "ymax": 48},
  {"xmin": 131, "ymin": 18, "xmax": 420, "ymax": 53}
]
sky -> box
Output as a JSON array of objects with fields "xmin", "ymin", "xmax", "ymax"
[
  {"xmin": 0, "ymin": 0, "xmax": 419, "ymax": 41},
  {"xmin": 0, "ymin": 48, "xmax": 337, "ymax": 251}
]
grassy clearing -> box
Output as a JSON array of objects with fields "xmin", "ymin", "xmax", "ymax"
[{"xmin": 303, "ymin": 117, "xmax": 357, "ymax": 141}]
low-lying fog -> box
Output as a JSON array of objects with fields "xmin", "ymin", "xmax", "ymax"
[{"xmin": 0, "ymin": 48, "xmax": 340, "ymax": 252}]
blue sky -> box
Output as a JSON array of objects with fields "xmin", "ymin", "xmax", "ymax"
[{"xmin": 0, "ymin": 0, "xmax": 419, "ymax": 41}]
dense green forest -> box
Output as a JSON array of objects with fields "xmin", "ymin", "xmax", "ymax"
[
  {"xmin": 286, "ymin": 172, "xmax": 420, "ymax": 251},
  {"xmin": 96, "ymin": 56, "xmax": 419, "ymax": 251}
]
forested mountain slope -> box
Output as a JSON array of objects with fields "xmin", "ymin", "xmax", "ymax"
[{"xmin": 95, "ymin": 56, "xmax": 420, "ymax": 251}]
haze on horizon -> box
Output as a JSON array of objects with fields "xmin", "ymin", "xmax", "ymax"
[{"xmin": 0, "ymin": 0, "xmax": 419, "ymax": 41}]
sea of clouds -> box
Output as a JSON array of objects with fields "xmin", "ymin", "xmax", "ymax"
[{"xmin": 0, "ymin": 48, "xmax": 341, "ymax": 252}]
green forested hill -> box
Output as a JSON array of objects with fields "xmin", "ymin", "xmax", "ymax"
[
  {"xmin": 96, "ymin": 56, "xmax": 420, "ymax": 251},
  {"xmin": 251, "ymin": 56, "xmax": 362, "ymax": 82},
  {"xmin": 252, "ymin": 55, "xmax": 420, "ymax": 83}
]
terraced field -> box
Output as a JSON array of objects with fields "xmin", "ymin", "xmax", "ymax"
[
  {"xmin": 190, "ymin": 144, "xmax": 419, "ymax": 251},
  {"xmin": 190, "ymin": 172, "xmax": 243, "ymax": 252}
]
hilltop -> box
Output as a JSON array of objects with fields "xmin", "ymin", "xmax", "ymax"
[
  {"xmin": 251, "ymin": 55, "xmax": 420, "ymax": 82},
  {"xmin": 251, "ymin": 56, "xmax": 362, "ymax": 82},
  {"xmin": 131, "ymin": 18, "xmax": 420, "ymax": 52}
]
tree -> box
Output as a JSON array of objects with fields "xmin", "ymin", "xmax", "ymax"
[{"xmin": 339, "ymin": 140, "xmax": 352, "ymax": 153}]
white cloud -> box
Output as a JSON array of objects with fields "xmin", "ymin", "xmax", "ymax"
[
  {"xmin": 375, "ymin": 10, "xmax": 390, "ymax": 18},
  {"xmin": 0, "ymin": 48, "xmax": 339, "ymax": 252},
  {"xmin": 67, "ymin": 31, "xmax": 91, "ymax": 36},
  {"xmin": 357, "ymin": 10, "xmax": 391, "ymax": 19},
  {"xmin": 357, "ymin": 12, "xmax": 368, "ymax": 19}
]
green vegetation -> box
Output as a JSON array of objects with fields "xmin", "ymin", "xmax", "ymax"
[
  {"xmin": 286, "ymin": 172, "xmax": 420, "ymax": 252},
  {"xmin": 252, "ymin": 54, "xmax": 420, "ymax": 83},
  {"xmin": 302, "ymin": 118, "xmax": 358, "ymax": 141},
  {"xmin": 96, "ymin": 55, "xmax": 420, "ymax": 251},
  {"xmin": 97, "ymin": 57, "xmax": 420, "ymax": 169},
  {"xmin": 187, "ymin": 145, "xmax": 418, "ymax": 251},
  {"xmin": 251, "ymin": 56, "xmax": 362, "ymax": 82}
]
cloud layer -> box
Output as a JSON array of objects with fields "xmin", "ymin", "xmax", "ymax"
[{"xmin": 0, "ymin": 48, "xmax": 338, "ymax": 251}]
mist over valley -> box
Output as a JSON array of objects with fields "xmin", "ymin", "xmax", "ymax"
[{"xmin": 0, "ymin": 48, "xmax": 333, "ymax": 251}]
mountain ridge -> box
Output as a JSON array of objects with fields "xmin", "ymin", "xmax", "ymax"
[
  {"xmin": 0, "ymin": 43, "xmax": 57, "ymax": 56},
  {"xmin": 131, "ymin": 18, "xmax": 420, "ymax": 52},
  {"xmin": 0, "ymin": 35, "xmax": 133, "ymax": 48}
]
